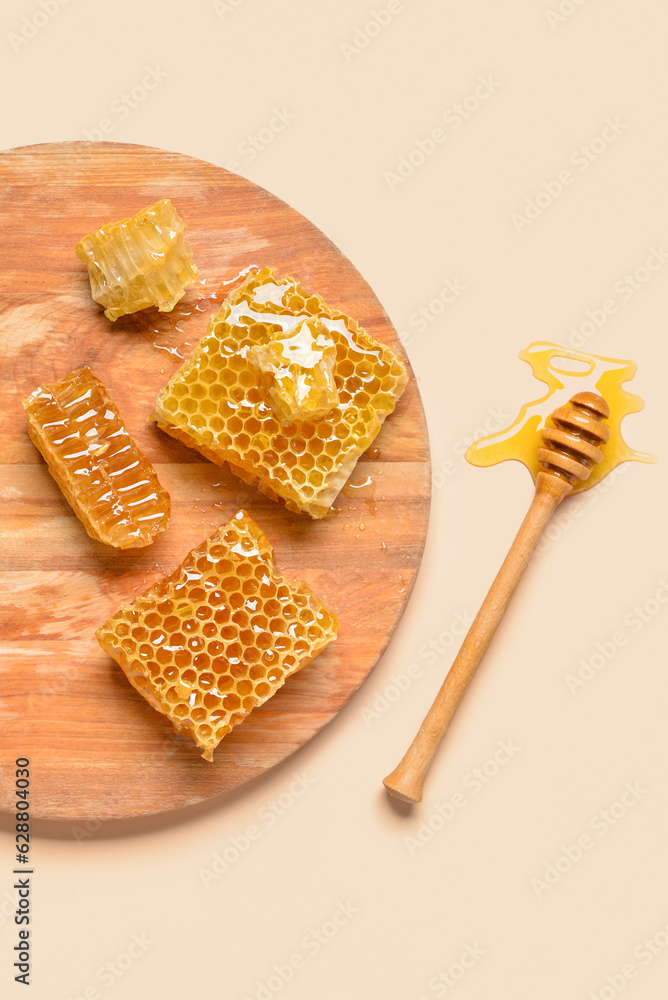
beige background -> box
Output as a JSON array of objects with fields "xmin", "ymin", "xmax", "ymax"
[{"xmin": 1, "ymin": 1, "xmax": 667, "ymax": 997}]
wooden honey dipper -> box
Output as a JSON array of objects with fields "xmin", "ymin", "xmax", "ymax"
[{"xmin": 383, "ymin": 391, "xmax": 611, "ymax": 804}]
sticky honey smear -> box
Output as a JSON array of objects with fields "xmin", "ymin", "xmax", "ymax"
[
  {"xmin": 152, "ymin": 267, "xmax": 408, "ymax": 518},
  {"xmin": 466, "ymin": 342, "xmax": 654, "ymax": 493},
  {"xmin": 96, "ymin": 510, "xmax": 339, "ymax": 761},
  {"xmin": 75, "ymin": 199, "xmax": 198, "ymax": 322}
]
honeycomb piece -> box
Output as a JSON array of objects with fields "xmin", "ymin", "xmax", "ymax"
[
  {"xmin": 23, "ymin": 367, "xmax": 170, "ymax": 548},
  {"xmin": 75, "ymin": 199, "xmax": 198, "ymax": 321},
  {"xmin": 246, "ymin": 317, "xmax": 339, "ymax": 422},
  {"xmin": 152, "ymin": 267, "xmax": 408, "ymax": 518},
  {"xmin": 96, "ymin": 510, "xmax": 338, "ymax": 760}
]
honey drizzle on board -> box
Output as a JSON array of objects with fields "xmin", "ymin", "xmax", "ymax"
[
  {"xmin": 465, "ymin": 342, "xmax": 654, "ymax": 493},
  {"xmin": 113, "ymin": 266, "xmax": 261, "ymax": 360}
]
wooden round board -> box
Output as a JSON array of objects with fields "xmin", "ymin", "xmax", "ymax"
[{"xmin": 0, "ymin": 141, "xmax": 430, "ymax": 821}]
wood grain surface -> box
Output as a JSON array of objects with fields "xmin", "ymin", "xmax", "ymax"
[{"xmin": 0, "ymin": 141, "xmax": 430, "ymax": 821}]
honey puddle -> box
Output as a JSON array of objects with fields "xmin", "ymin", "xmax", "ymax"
[
  {"xmin": 466, "ymin": 342, "xmax": 654, "ymax": 493},
  {"xmin": 341, "ymin": 474, "xmax": 378, "ymax": 519},
  {"xmin": 342, "ymin": 474, "xmax": 374, "ymax": 498}
]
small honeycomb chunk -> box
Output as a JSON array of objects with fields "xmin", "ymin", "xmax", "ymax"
[
  {"xmin": 75, "ymin": 199, "xmax": 198, "ymax": 321},
  {"xmin": 23, "ymin": 367, "xmax": 170, "ymax": 548},
  {"xmin": 152, "ymin": 267, "xmax": 408, "ymax": 518},
  {"xmin": 96, "ymin": 510, "xmax": 339, "ymax": 760},
  {"xmin": 247, "ymin": 317, "xmax": 339, "ymax": 422}
]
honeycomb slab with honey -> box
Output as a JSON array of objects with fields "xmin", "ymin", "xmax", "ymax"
[
  {"xmin": 96, "ymin": 510, "xmax": 339, "ymax": 760},
  {"xmin": 75, "ymin": 199, "xmax": 198, "ymax": 321},
  {"xmin": 23, "ymin": 366, "xmax": 170, "ymax": 548},
  {"xmin": 152, "ymin": 267, "xmax": 408, "ymax": 518}
]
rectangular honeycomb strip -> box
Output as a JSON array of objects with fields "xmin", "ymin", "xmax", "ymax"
[
  {"xmin": 152, "ymin": 267, "xmax": 408, "ymax": 518},
  {"xmin": 23, "ymin": 367, "xmax": 170, "ymax": 549},
  {"xmin": 75, "ymin": 199, "xmax": 198, "ymax": 321},
  {"xmin": 96, "ymin": 510, "xmax": 339, "ymax": 761}
]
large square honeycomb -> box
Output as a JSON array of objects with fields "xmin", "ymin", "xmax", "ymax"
[
  {"xmin": 152, "ymin": 267, "xmax": 408, "ymax": 518},
  {"xmin": 23, "ymin": 366, "xmax": 170, "ymax": 548},
  {"xmin": 75, "ymin": 199, "xmax": 198, "ymax": 321},
  {"xmin": 96, "ymin": 510, "xmax": 338, "ymax": 760}
]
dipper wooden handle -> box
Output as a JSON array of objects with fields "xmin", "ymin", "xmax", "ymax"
[{"xmin": 383, "ymin": 392, "xmax": 610, "ymax": 804}]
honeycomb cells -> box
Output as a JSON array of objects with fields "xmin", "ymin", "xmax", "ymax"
[
  {"xmin": 75, "ymin": 199, "xmax": 198, "ymax": 321},
  {"xmin": 96, "ymin": 510, "xmax": 339, "ymax": 761},
  {"xmin": 23, "ymin": 366, "xmax": 170, "ymax": 548},
  {"xmin": 247, "ymin": 317, "xmax": 340, "ymax": 423},
  {"xmin": 152, "ymin": 267, "xmax": 409, "ymax": 518}
]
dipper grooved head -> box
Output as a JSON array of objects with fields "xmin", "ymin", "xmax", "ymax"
[{"xmin": 538, "ymin": 391, "xmax": 610, "ymax": 485}]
